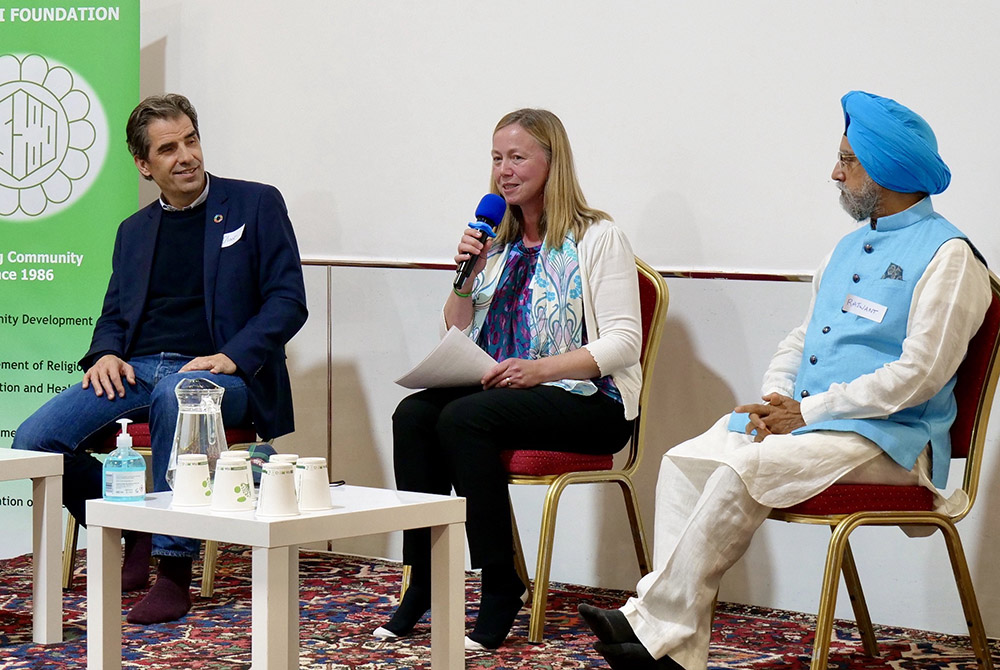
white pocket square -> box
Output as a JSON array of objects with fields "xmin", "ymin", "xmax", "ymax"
[{"xmin": 221, "ymin": 224, "xmax": 245, "ymax": 248}]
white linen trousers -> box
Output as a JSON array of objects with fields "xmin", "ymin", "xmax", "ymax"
[{"xmin": 620, "ymin": 417, "xmax": 950, "ymax": 670}]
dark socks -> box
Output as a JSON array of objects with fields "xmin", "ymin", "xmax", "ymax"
[
  {"xmin": 579, "ymin": 603, "xmax": 640, "ymax": 644},
  {"xmin": 378, "ymin": 562, "xmax": 432, "ymax": 638},
  {"xmin": 594, "ymin": 642, "xmax": 685, "ymax": 670},
  {"xmin": 467, "ymin": 563, "xmax": 527, "ymax": 649},
  {"xmin": 121, "ymin": 532, "xmax": 152, "ymax": 592},
  {"xmin": 126, "ymin": 556, "xmax": 193, "ymax": 625},
  {"xmin": 379, "ymin": 582, "xmax": 432, "ymax": 637}
]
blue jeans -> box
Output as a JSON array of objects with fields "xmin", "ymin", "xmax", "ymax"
[{"xmin": 13, "ymin": 353, "xmax": 250, "ymax": 558}]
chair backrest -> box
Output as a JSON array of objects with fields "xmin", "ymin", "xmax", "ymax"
[
  {"xmin": 950, "ymin": 271, "xmax": 1000, "ymax": 516},
  {"xmin": 622, "ymin": 258, "xmax": 669, "ymax": 473}
]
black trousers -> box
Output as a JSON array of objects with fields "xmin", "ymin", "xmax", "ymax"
[{"xmin": 392, "ymin": 384, "xmax": 633, "ymax": 580}]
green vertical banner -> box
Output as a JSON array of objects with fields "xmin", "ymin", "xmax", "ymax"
[{"xmin": 0, "ymin": 1, "xmax": 139, "ymax": 557}]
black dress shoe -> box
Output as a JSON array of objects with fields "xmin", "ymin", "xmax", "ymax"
[
  {"xmin": 579, "ymin": 603, "xmax": 640, "ymax": 644},
  {"xmin": 594, "ymin": 641, "xmax": 684, "ymax": 670}
]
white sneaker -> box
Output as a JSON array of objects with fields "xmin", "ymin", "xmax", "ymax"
[
  {"xmin": 464, "ymin": 635, "xmax": 487, "ymax": 651},
  {"xmin": 372, "ymin": 626, "xmax": 399, "ymax": 639}
]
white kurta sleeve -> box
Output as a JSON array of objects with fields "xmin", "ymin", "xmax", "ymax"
[
  {"xmin": 759, "ymin": 253, "xmax": 831, "ymax": 397},
  {"xmin": 799, "ymin": 239, "xmax": 990, "ymax": 424}
]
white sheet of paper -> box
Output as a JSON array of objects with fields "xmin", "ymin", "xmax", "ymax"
[{"xmin": 395, "ymin": 326, "xmax": 497, "ymax": 389}]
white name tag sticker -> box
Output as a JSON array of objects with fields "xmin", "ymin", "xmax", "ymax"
[
  {"xmin": 843, "ymin": 294, "xmax": 887, "ymax": 323},
  {"xmin": 221, "ymin": 224, "xmax": 245, "ymax": 248}
]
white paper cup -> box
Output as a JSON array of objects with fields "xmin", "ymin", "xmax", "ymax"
[
  {"xmin": 296, "ymin": 457, "xmax": 333, "ymax": 511},
  {"xmin": 256, "ymin": 462, "xmax": 298, "ymax": 517},
  {"xmin": 219, "ymin": 451, "xmax": 256, "ymax": 502},
  {"xmin": 270, "ymin": 454, "xmax": 300, "ymax": 493},
  {"xmin": 211, "ymin": 459, "xmax": 254, "ymax": 512},
  {"xmin": 172, "ymin": 454, "xmax": 212, "ymax": 507}
]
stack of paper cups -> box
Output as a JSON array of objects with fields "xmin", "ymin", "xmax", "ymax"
[
  {"xmin": 270, "ymin": 453, "xmax": 300, "ymax": 493},
  {"xmin": 296, "ymin": 457, "xmax": 333, "ymax": 511},
  {"xmin": 256, "ymin": 462, "xmax": 299, "ymax": 517}
]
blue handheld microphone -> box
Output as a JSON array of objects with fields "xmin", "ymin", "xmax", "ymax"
[{"xmin": 453, "ymin": 193, "xmax": 507, "ymax": 290}]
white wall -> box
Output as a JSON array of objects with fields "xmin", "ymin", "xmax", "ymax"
[
  {"xmin": 136, "ymin": 0, "xmax": 1000, "ymax": 636},
  {"xmin": 139, "ymin": 0, "xmax": 1000, "ymax": 273}
]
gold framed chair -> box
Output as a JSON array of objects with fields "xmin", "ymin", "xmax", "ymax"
[
  {"xmin": 62, "ymin": 423, "xmax": 258, "ymax": 598},
  {"xmin": 504, "ymin": 256, "xmax": 669, "ymax": 642},
  {"xmin": 768, "ymin": 271, "xmax": 1000, "ymax": 670}
]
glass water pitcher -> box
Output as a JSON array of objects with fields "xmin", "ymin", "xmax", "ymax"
[{"xmin": 166, "ymin": 378, "xmax": 228, "ymax": 488}]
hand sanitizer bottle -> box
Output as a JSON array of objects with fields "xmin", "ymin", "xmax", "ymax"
[{"xmin": 103, "ymin": 418, "xmax": 146, "ymax": 502}]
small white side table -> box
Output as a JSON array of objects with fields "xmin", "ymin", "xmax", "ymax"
[
  {"xmin": 0, "ymin": 448, "xmax": 63, "ymax": 643},
  {"xmin": 86, "ymin": 485, "xmax": 465, "ymax": 669}
]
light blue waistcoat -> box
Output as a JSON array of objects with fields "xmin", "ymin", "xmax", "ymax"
[{"xmin": 731, "ymin": 198, "xmax": 970, "ymax": 487}]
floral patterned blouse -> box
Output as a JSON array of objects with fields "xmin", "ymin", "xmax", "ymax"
[{"xmin": 476, "ymin": 238, "xmax": 622, "ymax": 403}]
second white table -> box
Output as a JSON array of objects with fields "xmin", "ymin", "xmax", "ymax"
[
  {"xmin": 0, "ymin": 448, "xmax": 63, "ymax": 644},
  {"xmin": 86, "ymin": 485, "xmax": 466, "ymax": 669}
]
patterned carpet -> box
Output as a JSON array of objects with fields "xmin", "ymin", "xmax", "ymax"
[{"xmin": 0, "ymin": 545, "xmax": 994, "ymax": 669}]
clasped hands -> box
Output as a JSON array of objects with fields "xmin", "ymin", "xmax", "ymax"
[
  {"xmin": 734, "ymin": 392, "xmax": 805, "ymax": 443},
  {"xmin": 481, "ymin": 358, "xmax": 543, "ymax": 390}
]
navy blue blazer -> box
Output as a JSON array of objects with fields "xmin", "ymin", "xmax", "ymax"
[{"xmin": 82, "ymin": 175, "xmax": 308, "ymax": 440}]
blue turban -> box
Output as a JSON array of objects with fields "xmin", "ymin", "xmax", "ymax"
[{"xmin": 841, "ymin": 91, "xmax": 951, "ymax": 195}]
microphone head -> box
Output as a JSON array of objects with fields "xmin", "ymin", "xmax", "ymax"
[{"xmin": 475, "ymin": 193, "xmax": 507, "ymax": 228}]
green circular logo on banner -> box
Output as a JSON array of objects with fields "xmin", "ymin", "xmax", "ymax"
[{"xmin": 0, "ymin": 53, "xmax": 108, "ymax": 220}]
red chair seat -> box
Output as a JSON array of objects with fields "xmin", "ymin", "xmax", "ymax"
[
  {"xmin": 501, "ymin": 450, "xmax": 613, "ymax": 476},
  {"xmin": 99, "ymin": 423, "xmax": 258, "ymax": 449},
  {"xmin": 782, "ymin": 483, "xmax": 935, "ymax": 516},
  {"xmin": 759, "ymin": 274, "xmax": 1000, "ymax": 670}
]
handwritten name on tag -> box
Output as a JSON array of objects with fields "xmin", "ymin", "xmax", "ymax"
[
  {"xmin": 221, "ymin": 224, "xmax": 245, "ymax": 248},
  {"xmin": 842, "ymin": 294, "xmax": 887, "ymax": 323}
]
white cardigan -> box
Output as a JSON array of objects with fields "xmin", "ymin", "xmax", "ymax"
[{"xmin": 442, "ymin": 219, "xmax": 644, "ymax": 420}]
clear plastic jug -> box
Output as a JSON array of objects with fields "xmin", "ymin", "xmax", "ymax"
[{"xmin": 166, "ymin": 378, "xmax": 228, "ymax": 489}]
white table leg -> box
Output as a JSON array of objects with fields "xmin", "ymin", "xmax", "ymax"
[
  {"xmin": 32, "ymin": 474, "xmax": 62, "ymax": 643},
  {"xmin": 87, "ymin": 524, "xmax": 122, "ymax": 670},
  {"xmin": 430, "ymin": 521, "xmax": 465, "ymax": 669},
  {"xmin": 287, "ymin": 546, "xmax": 299, "ymax": 666},
  {"xmin": 252, "ymin": 545, "xmax": 299, "ymax": 670}
]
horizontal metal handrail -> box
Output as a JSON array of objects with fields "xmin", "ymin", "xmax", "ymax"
[
  {"xmin": 300, "ymin": 258, "xmax": 810, "ymax": 461},
  {"xmin": 300, "ymin": 257, "xmax": 812, "ymax": 282}
]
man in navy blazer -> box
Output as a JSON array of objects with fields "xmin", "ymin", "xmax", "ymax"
[{"xmin": 14, "ymin": 94, "xmax": 308, "ymax": 624}]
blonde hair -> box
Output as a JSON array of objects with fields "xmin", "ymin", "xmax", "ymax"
[{"xmin": 490, "ymin": 109, "xmax": 611, "ymax": 249}]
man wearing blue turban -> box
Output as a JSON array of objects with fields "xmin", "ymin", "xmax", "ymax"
[
  {"xmin": 842, "ymin": 90, "xmax": 951, "ymax": 196},
  {"xmin": 580, "ymin": 92, "xmax": 990, "ymax": 670}
]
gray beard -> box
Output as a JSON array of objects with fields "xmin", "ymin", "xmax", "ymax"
[{"xmin": 838, "ymin": 177, "xmax": 881, "ymax": 222}]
